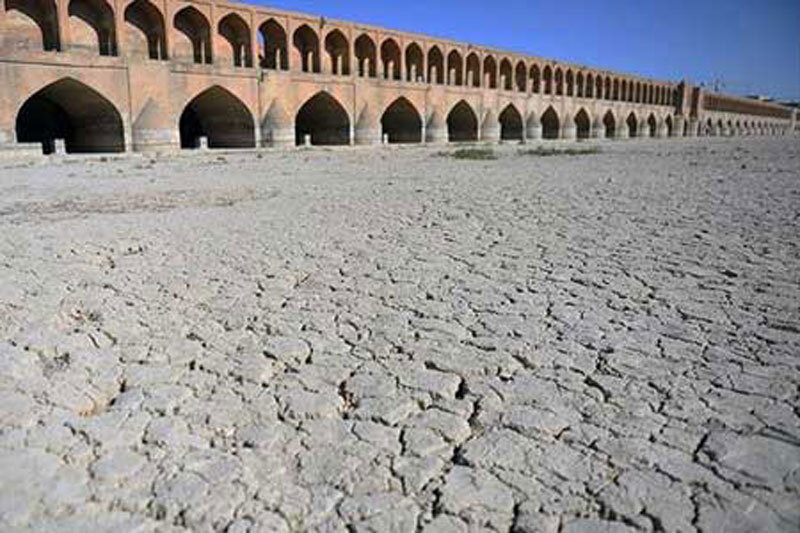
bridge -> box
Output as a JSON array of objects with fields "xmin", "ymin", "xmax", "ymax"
[{"xmin": 0, "ymin": 0, "xmax": 796, "ymax": 155}]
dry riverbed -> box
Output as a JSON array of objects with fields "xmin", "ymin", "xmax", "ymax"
[{"xmin": 0, "ymin": 138, "xmax": 798, "ymax": 532}]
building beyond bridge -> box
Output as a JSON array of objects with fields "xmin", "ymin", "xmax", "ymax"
[{"xmin": 1, "ymin": 0, "xmax": 797, "ymax": 155}]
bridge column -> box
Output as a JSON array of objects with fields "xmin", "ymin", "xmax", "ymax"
[
  {"xmin": 657, "ymin": 119, "xmax": 668, "ymax": 138},
  {"xmin": 562, "ymin": 114, "xmax": 577, "ymax": 140},
  {"xmin": 526, "ymin": 113, "xmax": 542, "ymax": 140},
  {"xmin": 673, "ymin": 115, "xmax": 685, "ymax": 137},
  {"xmin": 591, "ymin": 117, "xmax": 605, "ymax": 139},
  {"xmin": 637, "ymin": 119, "xmax": 648, "ymax": 138},
  {"xmin": 481, "ymin": 110, "xmax": 500, "ymax": 143},
  {"xmin": 617, "ymin": 121, "xmax": 629, "ymax": 140},
  {"xmin": 426, "ymin": 110, "xmax": 447, "ymax": 144},
  {"xmin": 57, "ymin": 0, "xmax": 71, "ymax": 50}
]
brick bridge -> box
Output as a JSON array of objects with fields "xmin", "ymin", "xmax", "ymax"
[{"xmin": 0, "ymin": 0, "xmax": 797, "ymax": 155}]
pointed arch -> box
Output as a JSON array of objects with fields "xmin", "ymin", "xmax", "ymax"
[
  {"xmin": 174, "ymin": 6, "xmax": 211, "ymax": 64},
  {"xmin": 575, "ymin": 109, "xmax": 590, "ymax": 139},
  {"xmin": 179, "ymin": 86, "xmax": 254, "ymax": 149},
  {"xmin": 466, "ymin": 53, "xmax": 480, "ymax": 88},
  {"xmin": 447, "ymin": 50, "xmax": 464, "ymax": 86},
  {"xmin": 499, "ymin": 58, "xmax": 513, "ymax": 91},
  {"xmin": 595, "ymin": 76, "xmax": 604, "ymax": 99},
  {"xmin": 406, "ymin": 43, "xmax": 424, "ymax": 82},
  {"xmin": 626, "ymin": 112, "xmax": 638, "ymax": 138},
  {"xmin": 542, "ymin": 106, "xmax": 560, "ymax": 139},
  {"xmin": 647, "ymin": 114, "xmax": 657, "ymax": 137},
  {"xmin": 576, "ymin": 72, "xmax": 585, "ymax": 98},
  {"xmin": 293, "ymin": 24, "xmax": 320, "ymax": 73},
  {"xmin": 4, "ymin": 0, "xmax": 61, "ymax": 51},
  {"xmin": 665, "ymin": 115, "xmax": 674, "ymax": 137},
  {"xmin": 543, "ymin": 65, "xmax": 553, "ymax": 95},
  {"xmin": 381, "ymin": 97, "xmax": 422, "ymax": 144},
  {"xmin": 355, "ymin": 34, "xmax": 376, "ymax": 78},
  {"xmin": 427, "ymin": 46, "xmax": 444, "ymax": 85},
  {"xmin": 612, "ymin": 79, "xmax": 620, "ymax": 100},
  {"xmin": 218, "ymin": 12, "xmax": 252, "ymax": 67},
  {"xmin": 530, "ymin": 64, "xmax": 541, "ymax": 94},
  {"xmin": 554, "ymin": 68, "xmax": 564, "ymax": 95},
  {"xmin": 258, "ymin": 18, "xmax": 287, "ymax": 70},
  {"xmin": 604, "ymin": 78, "xmax": 611, "ymax": 100},
  {"xmin": 295, "ymin": 92, "xmax": 350, "ymax": 146},
  {"xmin": 16, "ymin": 77, "xmax": 124, "ymax": 154},
  {"xmin": 447, "ymin": 100, "xmax": 478, "ymax": 142},
  {"xmin": 68, "ymin": 0, "xmax": 117, "ymax": 56},
  {"xmin": 324, "ymin": 29, "xmax": 349, "ymax": 75},
  {"xmin": 483, "ymin": 55, "xmax": 498, "ymax": 89},
  {"xmin": 124, "ymin": 0, "xmax": 167, "ymax": 60},
  {"xmin": 566, "ymin": 70, "xmax": 574, "ymax": 97},
  {"xmin": 515, "ymin": 61, "xmax": 527, "ymax": 93},
  {"xmin": 381, "ymin": 38, "xmax": 401, "ymax": 80},
  {"xmin": 603, "ymin": 110, "xmax": 616, "ymax": 138},
  {"xmin": 585, "ymin": 73, "xmax": 594, "ymax": 98},
  {"xmin": 499, "ymin": 104, "xmax": 523, "ymax": 141}
]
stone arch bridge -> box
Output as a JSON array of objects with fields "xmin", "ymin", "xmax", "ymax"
[{"xmin": 1, "ymin": 0, "xmax": 796, "ymax": 155}]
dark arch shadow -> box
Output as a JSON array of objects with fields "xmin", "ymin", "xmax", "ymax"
[
  {"xmin": 447, "ymin": 101, "xmax": 478, "ymax": 142},
  {"xmin": 5, "ymin": 0, "xmax": 61, "ymax": 51},
  {"xmin": 16, "ymin": 77, "xmax": 124, "ymax": 154},
  {"xmin": 381, "ymin": 97, "xmax": 422, "ymax": 144},
  {"xmin": 499, "ymin": 104, "xmax": 523, "ymax": 141},
  {"xmin": 603, "ymin": 110, "xmax": 616, "ymax": 138},
  {"xmin": 627, "ymin": 113, "xmax": 638, "ymax": 138},
  {"xmin": 575, "ymin": 109, "xmax": 591, "ymax": 139},
  {"xmin": 179, "ymin": 86, "xmax": 255, "ymax": 149},
  {"xmin": 295, "ymin": 92, "xmax": 350, "ymax": 146},
  {"xmin": 541, "ymin": 107, "xmax": 560, "ymax": 139}
]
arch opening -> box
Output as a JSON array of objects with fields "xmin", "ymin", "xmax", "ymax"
[
  {"xmin": 381, "ymin": 98, "xmax": 422, "ymax": 144},
  {"xmin": 218, "ymin": 13, "xmax": 252, "ymax": 67},
  {"xmin": 16, "ymin": 78, "xmax": 124, "ymax": 154},
  {"xmin": 575, "ymin": 109, "xmax": 590, "ymax": 139},
  {"xmin": 515, "ymin": 62, "xmax": 527, "ymax": 93},
  {"xmin": 627, "ymin": 113, "xmax": 638, "ymax": 138},
  {"xmin": 542, "ymin": 107, "xmax": 560, "ymax": 139},
  {"xmin": 68, "ymin": 0, "xmax": 117, "ymax": 56},
  {"xmin": 406, "ymin": 43, "xmax": 424, "ymax": 82},
  {"xmin": 499, "ymin": 59, "xmax": 513, "ymax": 91},
  {"xmin": 647, "ymin": 114, "xmax": 657, "ymax": 137},
  {"xmin": 466, "ymin": 53, "xmax": 480, "ymax": 88},
  {"xmin": 324, "ymin": 29, "xmax": 350, "ymax": 75},
  {"xmin": 179, "ymin": 86, "xmax": 255, "ymax": 149},
  {"xmin": 4, "ymin": 0, "xmax": 60, "ymax": 51},
  {"xmin": 531, "ymin": 65, "xmax": 541, "ymax": 94},
  {"xmin": 499, "ymin": 104, "xmax": 523, "ymax": 141},
  {"xmin": 603, "ymin": 110, "xmax": 615, "ymax": 138},
  {"xmin": 380, "ymin": 39, "xmax": 401, "ymax": 80},
  {"xmin": 258, "ymin": 19, "xmax": 287, "ymax": 70},
  {"xmin": 427, "ymin": 46, "xmax": 444, "ymax": 85},
  {"xmin": 293, "ymin": 25, "xmax": 320, "ymax": 73},
  {"xmin": 124, "ymin": 0, "xmax": 167, "ymax": 60},
  {"xmin": 447, "ymin": 50, "xmax": 463, "ymax": 86},
  {"xmin": 355, "ymin": 34, "xmax": 376, "ymax": 78},
  {"xmin": 447, "ymin": 101, "xmax": 478, "ymax": 142},
  {"xmin": 174, "ymin": 7, "xmax": 211, "ymax": 64},
  {"xmin": 484, "ymin": 56, "xmax": 497, "ymax": 89},
  {"xmin": 295, "ymin": 92, "xmax": 350, "ymax": 146}
]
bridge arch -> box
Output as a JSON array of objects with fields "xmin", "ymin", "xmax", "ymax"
[
  {"xmin": 566, "ymin": 70, "xmax": 574, "ymax": 97},
  {"xmin": 179, "ymin": 85, "xmax": 255, "ymax": 149},
  {"xmin": 4, "ymin": 0, "xmax": 61, "ymax": 51},
  {"xmin": 575, "ymin": 108, "xmax": 590, "ymax": 139},
  {"xmin": 576, "ymin": 72, "xmax": 584, "ymax": 97},
  {"xmin": 603, "ymin": 110, "xmax": 616, "ymax": 138},
  {"xmin": 68, "ymin": 0, "xmax": 117, "ymax": 56},
  {"xmin": 16, "ymin": 77, "xmax": 124, "ymax": 154},
  {"xmin": 174, "ymin": 6, "xmax": 211, "ymax": 64},
  {"xmin": 543, "ymin": 66, "xmax": 553, "ymax": 95},
  {"xmin": 447, "ymin": 50, "xmax": 463, "ymax": 86},
  {"xmin": 466, "ymin": 53, "xmax": 480, "ymax": 88},
  {"xmin": 258, "ymin": 18, "xmax": 288, "ymax": 70},
  {"xmin": 585, "ymin": 73, "xmax": 594, "ymax": 98},
  {"xmin": 554, "ymin": 68, "xmax": 564, "ymax": 95},
  {"xmin": 293, "ymin": 25, "xmax": 320, "ymax": 73},
  {"xmin": 427, "ymin": 46, "xmax": 444, "ymax": 85},
  {"xmin": 324, "ymin": 29, "xmax": 350, "ymax": 75},
  {"xmin": 355, "ymin": 34, "xmax": 376, "ymax": 78},
  {"xmin": 499, "ymin": 59, "xmax": 513, "ymax": 91},
  {"xmin": 515, "ymin": 61, "xmax": 527, "ymax": 93},
  {"xmin": 665, "ymin": 115, "xmax": 674, "ymax": 137},
  {"xmin": 499, "ymin": 104, "xmax": 523, "ymax": 141},
  {"xmin": 295, "ymin": 91, "xmax": 350, "ymax": 146},
  {"xmin": 530, "ymin": 64, "xmax": 541, "ymax": 94},
  {"xmin": 447, "ymin": 100, "xmax": 478, "ymax": 142},
  {"xmin": 626, "ymin": 112, "xmax": 638, "ymax": 138},
  {"xmin": 647, "ymin": 113, "xmax": 657, "ymax": 137},
  {"xmin": 542, "ymin": 106, "xmax": 560, "ymax": 139},
  {"xmin": 381, "ymin": 97, "xmax": 422, "ymax": 144},
  {"xmin": 406, "ymin": 43, "xmax": 424, "ymax": 82},
  {"xmin": 484, "ymin": 56, "xmax": 498, "ymax": 89},
  {"xmin": 218, "ymin": 12, "xmax": 252, "ymax": 67},
  {"xmin": 381, "ymin": 38, "xmax": 401, "ymax": 80},
  {"xmin": 124, "ymin": 0, "xmax": 167, "ymax": 60}
]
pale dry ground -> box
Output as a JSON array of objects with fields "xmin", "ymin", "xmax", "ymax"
[{"xmin": 0, "ymin": 137, "xmax": 798, "ymax": 533}]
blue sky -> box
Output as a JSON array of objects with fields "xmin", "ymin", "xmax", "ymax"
[{"xmin": 248, "ymin": 0, "xmax": 800, "ymax": 101}]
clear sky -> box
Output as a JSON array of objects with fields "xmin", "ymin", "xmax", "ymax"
[{"xmin": 247, "ymin": 0, "xmax": 800, "ymax": 101}]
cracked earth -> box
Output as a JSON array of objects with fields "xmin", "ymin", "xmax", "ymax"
[{"xmin": 0, "ymin": 137, "xmax": 798, "ymax": 532}]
